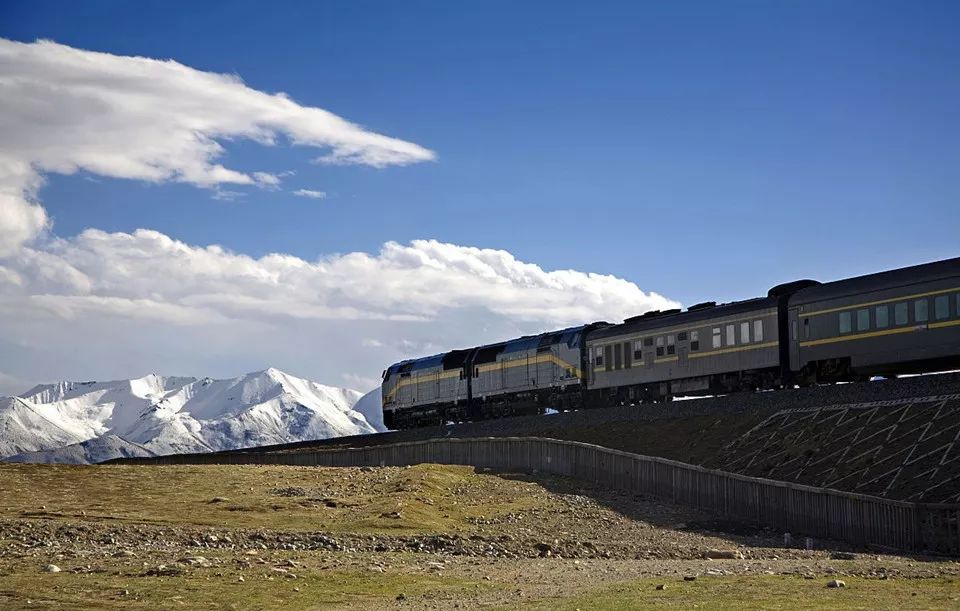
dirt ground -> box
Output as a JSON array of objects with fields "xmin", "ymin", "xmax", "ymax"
[{"xmin": 0, "ymin": 463, "xmax": 957, "ymax": 609}]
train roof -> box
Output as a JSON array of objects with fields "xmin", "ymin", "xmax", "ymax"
[
  {"xmin": 386, "ymin": 353, "xmax": 445, "ymax": 374},
  {"xmin": 385, "ymin": 325, "xmax": 592, "ymax": 374},
  {"xmin": 589, "ymin": 295, "xmax": 778, "ymax": 341},
  {"xmin": 791, "ymin": 256, "xmax": 960, "ymax": 305}
]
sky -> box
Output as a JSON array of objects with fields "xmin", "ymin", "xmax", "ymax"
[{"xmin": 0, "ymin": 1, "xmax": 957, "ymax": 394}]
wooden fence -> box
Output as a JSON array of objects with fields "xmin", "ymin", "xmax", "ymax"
[{"xmin": 118, "ymin": 437, "xmax": 960, "ymax": 555}]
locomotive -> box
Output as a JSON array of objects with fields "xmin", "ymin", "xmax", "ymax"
[{"xmin": 381, "ymin": 257, "xmax": 960, "ymax": 430}]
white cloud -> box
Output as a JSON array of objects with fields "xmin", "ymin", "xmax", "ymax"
[
  {"xmin": 253, "ymin": 172, "xmax": 282, "ymax": 188},
  {"xmin": 0, "ymin": 38, "xmax": 435, "ymax": 255},
  {"xmin": 293, "ymin": 189, "xmax": 327, "ymax": 199},
  {"xmin": 0, "ymin": 232, "xmax": 677, "ymax": 392}
]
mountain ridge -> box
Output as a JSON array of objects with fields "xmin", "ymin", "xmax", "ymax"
[{"xmin": 0, "ymin": 368, "xmax": 385, "ymax": 463}]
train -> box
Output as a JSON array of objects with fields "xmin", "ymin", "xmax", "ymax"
[{"xmin": 381, "ymin": 257, "xmax": 960, "ymax": 430}]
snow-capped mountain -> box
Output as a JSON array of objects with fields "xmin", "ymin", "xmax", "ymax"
[
  {"xmin": 0, "ymin": 368, "xmax": 385, "ymax": 463},
  {"xmin": 352, "ymin": 388, "xmax": 385, "ymax": 432}
]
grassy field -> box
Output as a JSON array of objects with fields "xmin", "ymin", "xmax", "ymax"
[
  {"xmin": 520, "ymin": 575, "xmax": 960, "ymax": 610},
  {"xmin": 0, "ymin": 462, "xmax": 956, "ymax": 610}
]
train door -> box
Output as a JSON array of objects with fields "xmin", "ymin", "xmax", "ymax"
[
  {"xmin": 788, "ymin": 307, "xmax": 801, "ymax": 370},
  {"xmin": 644, "ymin": 341, "xmax": 655, "ymax": 370},
  {"xmin": 678, "ymin": 333, "xmax": 689, "ymax": 367}
]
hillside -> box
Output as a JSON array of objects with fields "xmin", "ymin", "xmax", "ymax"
[{"xmin": 0, "ymin": 368, "xmax": 381, "ymax": 463}]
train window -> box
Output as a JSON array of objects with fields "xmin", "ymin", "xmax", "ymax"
[
  {"xmin": 753, "ymin": 320, "xmax": 763, "ymax": 342},
  {"xmin": 656, "ymin": 336, "xmax": 664, "ymax": 346},
  {"xmin": 740, "ymin": 322, "xmax": 750, "ymax": 343},
  {"xmin": 895, "ymin": 302, "xmax": 908, "ymax": 325},
  {"xmin": 690, "ymin": 330, "xmax": 699, "ymax": 351},
  {"xmin": 666, "ymin": 335, "xmax": 676, "ymax": 355},
  {"xmin": 633, "ymin": 340, "xmax": 643, "ymax": 360},
  {"xmin": 915, "ymin": 300, "xmax": 929, "ymax": 323},
  {"xmin": 839, "ymin": 312, "xmax": 852, "ymax": 334},
  {"xmin": 791, "ymin": 320, "xmax": 797, "ymax": 341},
  {"xmin": 726, "ymin": 324, "xmax": 735, "ymax": 346},
  {"xmin": 678, "ymin": 332, "xmax": 687, "ymax": 341},
  {"xmin": 655, "ymin": 336, "xmax": 664, "ymax": 357},
  {"xmin": 474, "ymin": 367, "xmax": 479, "ymax": 378},
  {"xmin": 876, "ymin": 305, "xmax": 889, "ymax": 328},
  {"xmin": 594, "ymin": 347, "xmax": 603, "ymax": 367},
  {"xmin": 857, "ymin": 309, "xmax": 870, "ymax": 332},
  {"xmin": 803, "ymin": 318, "xmax": 810, "ymax": 339},
  {"xmin": 643, "ymin": 337, "xmax": 654, "ymax": 347},
  {"xmin": 712, "ymin": 327, "xmax": 721, "ymax": 348},
  {"xmin": 935, "ymin": 295, "xmax": 949, "ymax": 320}
]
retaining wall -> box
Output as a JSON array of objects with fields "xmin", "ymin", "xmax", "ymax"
[{"xmin": 116, "ymin": 437, "xmax": 960, "ymax": 555}]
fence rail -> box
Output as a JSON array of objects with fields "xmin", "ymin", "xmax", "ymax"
[{"xmin": 114, "ymin": 437, "xmax": 960, "ymax": 555}]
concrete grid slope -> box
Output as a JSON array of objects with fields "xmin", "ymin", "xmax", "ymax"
[{"xmin": 714, "ymin": 395, "xmax": 960, "ymax": 503}]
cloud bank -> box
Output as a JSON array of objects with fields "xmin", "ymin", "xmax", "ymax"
[
  {"xmin": 0, "ymin": 233, "xmax": 677, "ymax": 393},
  {"xmin": 0, "ymin": 38, "xmax": 435, "ymax": 255},
  {"xmin": 0, "ymin": 39, "xmax": 676, "ymax": 395}
]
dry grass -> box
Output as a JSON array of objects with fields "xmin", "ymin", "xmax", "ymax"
[
  {"xmin": 0, "ymin": 462, "xmax": 956, "ymax": 610},
  {"xmin": 0, "ymin": 462, "xmax": 544, "ymax": 534}
]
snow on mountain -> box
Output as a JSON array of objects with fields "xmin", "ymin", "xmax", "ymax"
[
  {"xmin": 352, "ymin": 388, "xmax": 387, "ymax": 432},
  {"xmin": 0, "ymin": 396, "xmax": 87, "ymax": 457},
  {"xmin": 5, "ymin": 435, "xmax": 156, "ymax": 465},
  {"xmin": 0, "ymin": 368, "xmax": 380, "ymax": 463}
]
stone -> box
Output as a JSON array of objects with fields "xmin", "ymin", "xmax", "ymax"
[
  {"xmin": 684, "ymin": 575, "xmax": 697, "ymax": 582},
  {"xmin": 703, "ymin": 549, "xmax": 743, "ymax": 560},
  {"xmin": 656, "ymin": 584, "xmax": 667, "ymax": 590},
  {"xmin": 826, "ymin": 579, "xmax": 846, "ymax": 588},
  {"xmin": 209, "ymin": 497, "xmax": 229, "ymax": 503},
  {"xmin": 830, "ymin": 552, "xmax": 856, "ymax": 560},
  {"xmin": 180, "ymin": 556, "xmax": 211, "ymax": 567},
  {"xmin": 43, "ymin": 564, "xmax": 61, "ymax": 573}
]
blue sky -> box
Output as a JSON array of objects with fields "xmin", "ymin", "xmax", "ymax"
[
  {"xmin": 0, "ymin": 1, "xmax": 957, "ymax": 392},
  {"xmin": 4, "ymin": 0, "xmax": 956, "ymax": 304}
]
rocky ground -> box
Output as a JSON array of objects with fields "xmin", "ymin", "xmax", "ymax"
[{"xmin": 0, "ymin": 462, "xmax": 958, "ymax": 609}]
